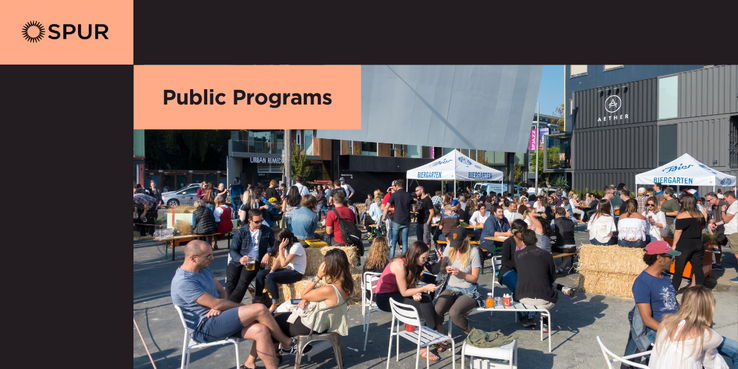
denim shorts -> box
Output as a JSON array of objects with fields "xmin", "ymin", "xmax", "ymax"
[{"xmin": 192, "ymin": 307, "xmax": 244, "ymax": 343}]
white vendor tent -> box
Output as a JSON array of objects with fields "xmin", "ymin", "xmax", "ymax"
[
  {"xmin": 406, "ymin": 149, "xmax": 504, "ymax": 194},
  {"xmin": 635, "ymin": 153, "xmax": 736, "ymax": 191}
]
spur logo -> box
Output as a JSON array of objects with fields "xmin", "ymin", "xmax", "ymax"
[{"xmin": 22, "ymin": 20, "xmax": 109, "ymax": 43}]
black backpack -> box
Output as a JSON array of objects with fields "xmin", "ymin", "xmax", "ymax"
[{"xmin": 332, "ymin": 209, "xmax": 363, "ymax": 254}]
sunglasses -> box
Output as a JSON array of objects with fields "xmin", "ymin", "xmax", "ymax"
[
  {"xmin": 251, "ymin": 219, "xmax": 263, "ymax": 224},
  {"xmin": 647, "ymin": 203, "xmax": 655, "ymax": 207}
]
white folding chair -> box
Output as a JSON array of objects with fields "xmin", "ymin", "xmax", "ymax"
[
  {"xmin": 173, "ymin": 305, "xmax": 240, "ymax": 369},
  {"xmin": 387, "ymin": 299, "xmax": 455, "ymax": 369},
  {"xmin": 596, "ymin": 336, "xmax": 650, "ymax": 369},
  {"xmin": 461, "ymin": 339, "xmax": 517, "ymax": 369},
  {"xmin": 362, "ymin": 272, "xmax": 385, "ymax": 351}
]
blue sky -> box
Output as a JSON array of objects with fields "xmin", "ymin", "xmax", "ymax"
[{"xmin": 536, "ymin": 65, "xmax": 565, "ymax": 116}]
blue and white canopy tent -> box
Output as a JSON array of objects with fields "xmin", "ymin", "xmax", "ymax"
[
  {"xmin": 635, "ymin": 153, "xmax": 736, "ymax": 192},
  {"xmin": 406, "ymin": 149, "xmax": 504, "ymax": 194}
]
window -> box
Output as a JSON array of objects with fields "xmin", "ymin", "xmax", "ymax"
[
  {"xmin": 658, "ymin": 125, "xmax": 678, "ymax": 166},
  {"xmin": 570, "ymin": 65, "xmax": 587, "ymax": 77},
  {"xmin": 407, "ymin": 145, "xmax": 421, "ymax": 158},
  {"xmin": 361, "ymin": 142, "xmax": 377, "ymax": 156},
  {"xmin": 442, "ymin": 147, "xmax": 454, "ymax": 156},
  {"xmin": 658, "ymin": 75, "xmax": 679, "ymax": 120},
  {"xmin": 604, "ymin": 65, "xmax": 624, "ymax": 71},
  {"xmin": 304, "ymin": 130, "xmax": 313, "ymax": 155},
  {"xmin": 483, "ymin": 151, "xmax": 505, "ymax": 165},
  {"xmin": 295, "ymin": 131, "xmax": 302, "ymax": 146}
]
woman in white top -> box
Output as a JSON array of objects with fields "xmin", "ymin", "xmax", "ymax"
[
  {"xmin": 587, "ymin": 199, "xmax": 617, "ymax": 245},
  {"xmin": 469, "ymin": 203, "xmax": 491, "ymax": 225},
  {"xmin": 617, "ymin": 199, "xmax": 648, "ymax": 248},
  {"xmin": 254, "ymin": 229, "xmax": 307, "ymax": 312},
  {"xmin": 649, "ymin": 286, "xmax": 728, "ymax": 369},
  {"xmin": 642, "ymin": 196, "xmax": 668, "ymax": 241}
]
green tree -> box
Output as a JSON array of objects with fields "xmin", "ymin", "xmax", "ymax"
[
  {"xmin": 551, "ymin": 103, "xmax": 565, "ymax": 131},
  {"xmin": 287, "ymin": 142, "xmax": 317, "ymax": 181},
  {"xmin": 529, "ymin": 149, "xmax": 554, "ymax": 185}
]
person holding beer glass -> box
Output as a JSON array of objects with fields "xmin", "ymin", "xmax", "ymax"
[{"xmin": 225, "ymin": 209, "xmax": 276, "ymax": 304}]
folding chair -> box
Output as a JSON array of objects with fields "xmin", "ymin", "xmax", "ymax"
[
  {"xmin": 596, "ymin": 336, "xmax": 650, "ymax": 369},
  {"xmin": 386, "ymin": 299, "xmax": 455, "ymax": 369},
  {"xmin": 294, "ymin": 291, "xmax": 354, "ymax": 369},
  {"xmin": 173, "ymin": 305, "xmax": 240, "ymax": 369},
  {"xmin": 362, "ymin": 272, "xmax": 385, "ymax": 351}
]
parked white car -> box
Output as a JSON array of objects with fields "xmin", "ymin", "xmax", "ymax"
[{"xmin": 161, "ymin": 183, "xmax": 201, "ymax": 206}]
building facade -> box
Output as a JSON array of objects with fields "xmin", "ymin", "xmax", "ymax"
[{"xmin": 567, "ymin": 65, "xmax": 738, "ymax": 194}]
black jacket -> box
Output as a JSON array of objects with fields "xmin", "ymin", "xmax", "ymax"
[
  {"xmin": 229, "ymin": 225, "xmax": 275, "ymax": 266},
  {"xmin": 497, "ymin": 237, "xmax": 517, "ymax": 283},
  {"xmin": 553, "ymin": 217, "xmax": 576, "ymax": 247},
  {"xmin": 193, "ymin": 207, "xmax": 217, "ymax": 235},
  {"xmin": 513, "ymin": 245, "xmax": 558, "ymax": 303}
]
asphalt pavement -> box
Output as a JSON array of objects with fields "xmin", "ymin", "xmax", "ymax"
[{"xmin": 134, "ymin": 225, "xmax": 738, "ymax": 369}]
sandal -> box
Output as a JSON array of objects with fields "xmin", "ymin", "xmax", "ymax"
[
  {"xmin": 419, "ymin": 348, "xmax": 440, "ymax": 361},
  {"xmin": 433, "ymin": 342, "xmax": 451, "ymax": 352},
  {"xmin": 240, "ymin": 364, "xmax": 256, "ymax": 369}
]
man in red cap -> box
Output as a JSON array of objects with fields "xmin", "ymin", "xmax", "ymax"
[{"xmin": 621, "ymin": 240, "xmax": 680, "ymax": 367}]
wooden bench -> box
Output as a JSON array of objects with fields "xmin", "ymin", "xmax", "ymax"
[{"xmin": 156, "ymin": 229, "xmax": 239, "ymax": 261}]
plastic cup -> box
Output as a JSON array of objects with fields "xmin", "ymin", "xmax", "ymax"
[
  {"xmin": 503, "ymin": 295, "xmax": 511, "ymax": 307},
  {"xmin": 405, "ymin": 324, "xmax": 416, "ymax": 332}
]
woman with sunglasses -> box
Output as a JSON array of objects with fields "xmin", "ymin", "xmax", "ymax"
[{"xmin": 643, "ymin": 196, "xmax": 668, "ymax": 241}]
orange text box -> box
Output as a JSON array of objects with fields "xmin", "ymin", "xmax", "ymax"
[
  {"xmin": 134, "ymin": 65, "xmax": 361, "ymax": 129},
  {"xmin": 0, "ymin": 0, "xmax": 132, "ymax": 65}
]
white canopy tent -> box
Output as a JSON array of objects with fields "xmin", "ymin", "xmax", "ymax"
[
  {"xmin": 406, "ymin": 149, "xmax": 504, "ymax": 194},
  {"xmin": 635, "ymin": 153, "xmax": 737, "ymax": 191}
]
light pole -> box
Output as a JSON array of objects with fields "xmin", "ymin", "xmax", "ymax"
[{"xmin": 535, "ymin": 103, "xmax": 539, "ymax": 196}]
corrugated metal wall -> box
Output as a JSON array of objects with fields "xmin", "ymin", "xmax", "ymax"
[
  {"xmin": 572, "ymin": 78, "xmax": 658, "ymax": 130},
  {"xmin": 659, "ymin": 115, "xmax": 732, "ymax": 173},
  {"xmin": 572, "ymin": 169, "xmax": 644, "ymax": 194},
  {"xmin": 678, "ymin": 65, "xmax": 738, "ymax": 119},
  {"xmin": 573, "ymin": 123, "xmax": 658, "ymax": 171}
]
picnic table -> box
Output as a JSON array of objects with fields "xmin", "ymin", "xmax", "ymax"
[
  {"xmin": 155, "ymin": 227, "xmax": 239, "ymax": 261},
  {"xmin": 468, "ymin": 303, "xmax": 553, "ymax": 352}
]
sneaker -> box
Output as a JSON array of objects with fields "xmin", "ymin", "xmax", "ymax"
[
  {"xmin": 730, "ymin": 277, "xmax": 738, "ymax": 284},
  {"xmin": 542, "ymin": 324, "xmax": 549, "ymax": 333},
  {"xmin": 280, "ymin": 338, "xmax": 298, "ymax": 354},
  {"xmin": 562, "ymin": 286, "xmax": 577, "ymax": 298},
  {"xmin": 140, "ymin": 216, "xmax": 147, "ymax": 223},
  {"xmin": 712, "ymin": 264, "xmax": 724, "ymax": 270},
  {"xmin": 520, "ymin": 319, "xmax": 531, "ymax": 328},
  {"xmin": 556, "ymin": 266, "xmax": 566, "ymax": 274}
]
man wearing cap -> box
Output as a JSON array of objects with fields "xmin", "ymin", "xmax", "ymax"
[
  {"xmin": 635, "ymin": 187, "xmax": 648, "ymax": 214},
  {"xmin": 621, "ymin": 241, "xmax": 681, "ymax": 366},
  {"xmin": 383, "ymin": 179, "xmax": 414, "ymax": 258},
  {"xmin": 339, "ymin": 177, "xmax": 355, "ymax": 203}
]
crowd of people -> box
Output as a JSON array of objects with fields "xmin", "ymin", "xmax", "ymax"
[{"xmin": 162, "ymin": 175, "xmax": 737, "ymax": 368}]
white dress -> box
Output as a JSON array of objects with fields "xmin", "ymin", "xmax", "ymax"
[{"xmin": 649, "ymin": 320, "xmax": 728, "ymax": 369}]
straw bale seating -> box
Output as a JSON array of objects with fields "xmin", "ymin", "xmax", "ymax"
[
  {"xmin": 576, "ymin": 244, "xmax": 646, "ymax": 298},
  {"xmin": 268, "ymin": 245, "xmax": 363, "ymax": 305}
]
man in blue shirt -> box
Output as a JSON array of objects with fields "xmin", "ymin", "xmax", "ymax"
[
  {"xmin": 479, "ymin": 205, "xmax": 513, "ymax": 256},
  {"xmin": 171, "ymin": 240, "xmax": 297, "ymax": 369}
]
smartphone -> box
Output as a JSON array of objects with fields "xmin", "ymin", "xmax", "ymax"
[{"xmin": 290, "ymin": 299, "xmax": 302, "ymax": 304}]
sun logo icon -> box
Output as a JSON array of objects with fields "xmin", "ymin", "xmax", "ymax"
[{"xmin": 22, "ymin": 21, "xmax": 45, "ymax": 43}]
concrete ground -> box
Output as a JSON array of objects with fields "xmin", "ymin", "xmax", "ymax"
[{"xmin": 134, "ymin": 225, "xmax": 738, "ymax": 369}]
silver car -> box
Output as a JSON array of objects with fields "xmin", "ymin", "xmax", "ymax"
[{"xmin": 161, "ymin": 183, "xmax": 201, "ymax": 206}]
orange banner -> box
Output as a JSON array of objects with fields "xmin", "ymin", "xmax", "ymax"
[
  {"xmin": 0, "ymin": 0, "xmax": 133, "ymax": 65},
  {"xmin": 133, "ymin": 65, "xmax": 361, "ymax": 129}
]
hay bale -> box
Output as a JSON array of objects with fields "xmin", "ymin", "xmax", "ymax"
[
  {"xmin": 172, "ymin": 205, "xmax": 195, "ymax": 213},
  {"xmin": 174, "ymin": 220, "xmax": 192, "ymax": 236},
  {"xmin": 577, "ymin": 244, "xmax": 647, "ymax": 299},
  {"xmin": 277, "ymin": 267, "xmax": 364, "ymax": 305},
  {"xmin": 355, "ymin": 204, "xmax": 366, "ymax": 216},
  {"xmin": 304, "ymin": 246, "xmax": 357, "ymax": 276}
]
